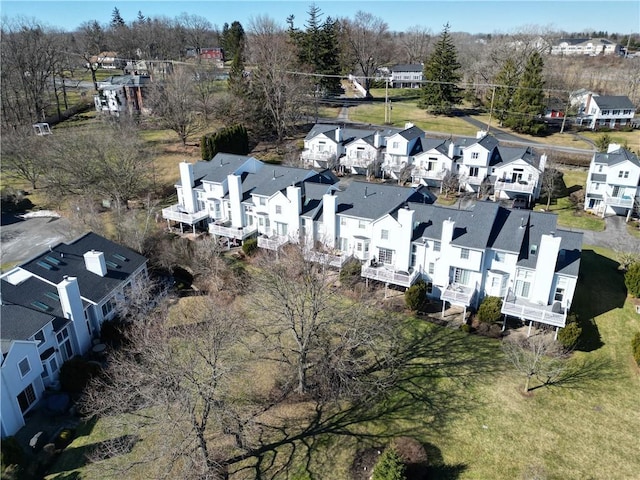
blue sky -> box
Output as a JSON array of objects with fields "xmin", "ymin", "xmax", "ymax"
[{"xmin": 1, "ymin": 0, "xmax": 639, "ymax": 34}]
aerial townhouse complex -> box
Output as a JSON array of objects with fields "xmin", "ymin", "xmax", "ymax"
[
  {"xmin": 1, "ymin": 233, "xmax": 148, "ymax": 438},
  {"xmin": 163, "ymin": 149, "xmax": 582, "ymax": 340}
]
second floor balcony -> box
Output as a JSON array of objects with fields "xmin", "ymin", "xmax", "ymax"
[
  {"xmin": 501, "ymin": 290, "xmax": 567, "ymax": 328},
  {"xmin": 604, "ymin": 191, "xmax": 636, "ymax": 208},
  {"xmin": 257, "ymin": 234, "xmax": 289, "ymax": 251},
  {"xmin": 162, "ymin": 204, "xmax": 209, "ymax": 225},
  {"xmin": 495, "ymin": 178, "xmax": 536, "ymax": 194},
  {"xmin": 413, "ymin": 167, "xmax": 447, "ymax": 181},
  {"xmin": 361, "ymin": 263, "xmax": 420, "ymax": 288},
  {"xmin": 303, "ymin": 249, "xmax": 350, "ymax": 268},
  {"xmin": 209, "ymin": 222, "xmax": 257, "ymax": 240},
  {"xmin": 441, "ymin": 282, "xmax": 477, "ymax": 307}
]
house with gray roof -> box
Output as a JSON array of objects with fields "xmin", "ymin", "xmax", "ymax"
[
  {"xmin": 94, "ymin": 74, "xmax": 152, "ymax": 116},
  {"xmin": 390, "ymin": 64, "xmax": 424, "ymax": 88},
  {"xmin": 551, "ymin": 38, "xmax": 622, "ymax": 56},
  {"xmin": 1, "ymin": 232, "xmax": 148, "ymax": 438},
  {"xmin": 576, "ymin": 94, "xmax": 636, "ymax": 130},
  {"xmin": 584, "ymin": 144, "xmax": 640, "ymax": 219}
]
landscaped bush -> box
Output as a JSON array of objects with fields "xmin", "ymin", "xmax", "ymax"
[
  {"xmin": 632, "ymin": 332, "xmax": 640, "ymax": 367},
  {"xmin": 477, "ymin": 296, "xmax": 503, "ymax": 324},
  {"xmin": 1, "ymin": 436, "xmax": 23, "ymax": 471},
  {"xmin": 339, "ymin": 258, "xmax": 362, "ymax": 288},
  {"xmin": 558, "ymin": 322, "xmax": 582, "ymax": 350},
  {"xmin": 372, "ymin": 446, "xmax": 406, "ymax": 480},
  {"xmin": 624, "ymin": 262, "xmax": 640, "ymax": 297},
  {"xmin": 241, "ymin": 238, "xmax": 258, "ymax": 256},
  {"xmin": 100, "ymin": 318, "xmax": 130, "ymax": 346},
  {"xmin": 404, "ymin": 280, "xmax": 429, "ymax": 312},
  {"xmin": 59, "ymin": 357, "xmax": 102, "ymax": 393},
  {"xmin": 54, "ymin": 429, "xmax": 75, "ymax": 450}
]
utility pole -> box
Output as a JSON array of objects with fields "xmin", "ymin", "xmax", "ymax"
[
  {"xmin": 384, "ymin": 76, "xmax": 389, "ymax": 124},
  {"xmin": 487, "ymin": 85, "xmax": 496, "ymax": 134}
]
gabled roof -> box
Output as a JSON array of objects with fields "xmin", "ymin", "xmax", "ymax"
[
  {"xmin": 591, "ymin": 95, "xmax": 635, "ymax": 110},
  {"xmin": 18, "ymin": 232, "xmax": 147, "ymax": 304},
  {"xmin": 391, "ymin": 64, "xmax": 423, "ymax": 72},
  {"xmin": 336, "ymin": 182, "xmax": 433, "ymax": 220},
  {"xmin": 397, "ymin": 125, "xmax": 425, "ymax": 141},
  {"xmin": 301, "ymin": 183, "xmax": 338, "ymax": 219},
  {"xmin": 493, "ymin": 146, "xmax": 540, "ymax": 169},
  {"xmin": 593, "ymin": 147, "xmax": 640, "ymax": 168},
  {"xmin": 419, "ymin": 138, "xmax": 450, "ymax": 156},
  {"xmin": 0, "ymin": 304, "xmax": 55, "ymax": 346},
  {"xmin": 473, "ymin": 134, "xmax": 499, "ymax": 151},
  {"xmin": 178, "ymin": 154, "xmax": 254, "ymax": 187}
]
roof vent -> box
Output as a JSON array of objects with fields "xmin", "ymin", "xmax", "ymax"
[{"xmin": 520, "ymin": 217, "xmax": 526, "ymax": 229}]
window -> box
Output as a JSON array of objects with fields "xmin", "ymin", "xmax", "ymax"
[
  {"xmin": 275, "ymin": 222, "xmax": 288, "ymax": 236},
  {"xmin": 358, "ymin": 220, "xmax": 366, "ymax": 229},
  {"xmin": 275, "ymin": 205, "xmax": 282, "ymax": 214},
  {"xmin": 17, "ymin": 384, "xmax": 37, "ymax": 414},
  {"xmin": 378, "ymin": 248, "xmax": 394, "ymax": 265},
  {"xmin": 428, "ymin": 262, "xmax": 435, "ymax": 275},
  {"xmin": 18, "ymin": 358, "xmax": 30, "ymax": 377},
  {"xmin": 597, "ymin": 165, "xmax": 603, "ymax": 173},
  {"xmin": 259, "ymin": 197, "xmax": 266, "ymax": 206},
  {"xmin": 339, "ymin": 237, "xmax": 348, "ymax": 251},
  {"xmin": 340, "ymin": 217, "xmax": 347, "ymax": 226},
  {"xmin": 101, "ymin": 298, "xmax": 115, "ymax": 317},
  {"xmin": 381, "ymin": 229, "xmax": 389, "ymax": 240},
  {"xmin": 594, "ymin": 183, "xmax": 600, "ymax": 190},
  {"xmin": 469, "ymin": 167, "xmax": 479, "ymax": 177},
  {"xmin": 259, "ymin": 217, "xmax": 264, "ymax": 226},
  {"xmin": 33, "ymin": 329, "xmax": 45, "ymax": 345},
  {"xmin": 426, "ymin": 282, "xmax": 433, "ymax": 294},
  {"xmin": 357, "ymin": 242, "xmax": 363, "ymax": 252},
  {"xmin": 494, "ymin": 252, "xmax": 505, "ymax": 262},
  {"xmin": 530, "ymin": 244, "xmax": 538, "ymax": 255},
  {"xmin": 612, "ymin": 110, "xmax": 620, "ymax": 115},
  {"xmin": 392, "ymin": 142, "xmax": 399, "ymax": 149},
  {"xmin": 433, "ymin": 241, "xmax": 441, "ymax": 252},
  {"xmin": 410, "ymin": 245, "xmax": 417, "ymax": 267},
  {"xmin": 515, "ymin": 270, "xmax": 533, "ymax": 298},
  {"xmin": 554, "ymin": 277, "xmax": 568, "ymax": 302},
  {"xmin": 453, "ymin": 268, "xmax": 471, "ymax": 285},
  {"xmin": 471, "ymin": 152, "xmax": 479, "ymax": 160},
  {"xmin": 460, "ymin": 248, "xmax": 470, "ymax": 259}
]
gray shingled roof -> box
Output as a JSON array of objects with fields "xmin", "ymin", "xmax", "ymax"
[
  {"xmin": 19, "ymin": 232, "xmax": 147, "ymax": 304},
  {"xmin": 391, "ymin": 64, "xmax": 423, "ymax": 72},
  {"xmin": 592, "ymin": 95, "xmax": 635, "ymax": 110},
  {"xmin": 593, "ymin": 147, "xmax": 640, "ymax": 168},
  {"xmin": 336, "ymin": 182, "xmax": 433, "ymax": 220},
  {"xmin": 0, "ymin": 304, "xmax": 56, "ymax": 345},
  {"xmin": 177, "ymin": 154, "xmax": 252, "ymax": 187},
  {"xmin": 397, "ymin": 125, "xmax": 425, "ymax": 141},
  {"xmin": 493, "ymin": 146, "xmax": 539, "ymax": 169},
  {"xmin": 300, "ymin": 183, "xmax": 338, "ymax": 219},
  {"xmin": 475, "ymin": 134, "xmax": 499, "ymax": 151},
  {"xmin": 420, "ymin": 138, "xmax": 450, "ymax": 155}
]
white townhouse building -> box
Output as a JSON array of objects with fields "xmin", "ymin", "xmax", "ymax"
[
  {"xmin": 457, "ymin": 132, "xmax": 500, "ymax": 193},
  {"xmin": 405, "ymin": 201, "xmax": 582, "ymax": 333},
  {"xmin": 492, "ymin": 146, "xmax": 547, "ymax": 204},
  {"xmin": 1, "ymin": 233, "xmax": 148, "ymax": 438},
  {"xmin": 162, "ymin": 154, "xmax": 339, "ymax": 243},
  {"xmin": 411, "ymin": 138, "xmax": 458, "ymax": 188},
  {"xmin": 390, "ymin": 64, "xmax": 424, "ymax": 89},
  {"xmin": 584, "ymin": 144, "xmax": 640, "ymax": 219},
  {"xmin": 381, "ymin": 124, "xmax": 426, "ymax": 179},
  {"xmin": 550, "ymin": 38, "xmax": 622, "ymax": 56},
  {"xmin": 576, "ymin": 94, "xmax": 636, "ymax": 130}
]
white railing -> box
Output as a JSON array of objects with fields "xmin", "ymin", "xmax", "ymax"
[
  {"xmin": 441, "ymin": 282, "xmax": 476, "ymax": 306},
  {"xmin": 360, "ymin": 265, "xmax": 420, "ymax": 287},
  {"xmin": 495, "ymin": 179, "xmax": 535, "ymax": 194},
  {"xmin": 301, "ymin": 151, "xmax": 338, "ymax": 162},
  {"xmin": 257, "ymin": 235, "xmax": 289, "ymax": 250},
  {"xmin": 413, "ymin": 168, "xmax": 446, "ymax": 180},
  {"xmin": 162, "ymin": 205, "xmax": 209, "ymax": 224},
  {"xmin": 209, "ymin": 223, "xmax": 257, "ymax": 240},
  {"xmin": 604, "ymin": 192, "xmax": 634, "ymax": 208},
  {"xmin": 303, "ymin": 250, "xmax": 349, "ymax": 268},
  {"xmin": 501, "ymin": 301, "xmax": 566, "ymax": 328}
]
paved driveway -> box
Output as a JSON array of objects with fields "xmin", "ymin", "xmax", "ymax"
[{"xmin": 573, "ymin": 215, "xmax": 639, "ymax": 252}]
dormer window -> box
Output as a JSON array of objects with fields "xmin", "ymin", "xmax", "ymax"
[
  {"xmin": 471, "ymin": 152, "xmax": 479, "ymax": 160},
  {"xmin": 530, "ymin": 244, "xmax": 538, "ymax": 255}
]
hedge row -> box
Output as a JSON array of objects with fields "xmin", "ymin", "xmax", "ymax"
[{"xmin": 201, "ymin": 124, "xmax": 249, "ymax": 160}]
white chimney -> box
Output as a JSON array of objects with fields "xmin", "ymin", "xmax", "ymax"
[
  {"xmin": 476, "ymin": 130, "xmax": 487, "ymax": 139},
  {"xmin": 374, "ymin": 131, "xmax": 382, "ymax": 148},
  {"xmin": 322, "ymin": 192, "xmax": 338, "ymax": 249},
  {"xmin": 228, "ymin": 174, "xmax": 243, "ymax": 228},
  {"xmin": 447, "ymin": 140, "xmax": 455, "ymax": 159},
  {"xmin": 404, "ymin": 122, "xmax": 414, "ymax": 130},
  {"xmin": 179, "ymin": 162, "xmax": 197, "ymax": 213},
  {"xmin": 335, "ymin": 127, "xmax": 343, "ymax": 142},
  {"xmin": 539, "ymin": 153, "xmax": 548, "ymax": 171},
  {"xmin": 57, "ymin": 276, "xmax": 91, "ymax": 352},
  {"xmin": 607, "ymin": 143, "xmax": 622, "ymax": 153},
  {"xmin": 84, "ymin": 250, "xmax": 107, "ymax": 277}
]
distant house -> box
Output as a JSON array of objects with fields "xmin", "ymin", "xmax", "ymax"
[
  {"xmin": 1, "ymin": 233, "xmax": 148, "ymax": 438},
  {"xmin": 584, "ymin": 144, "xmax": 640, "ymax": 219},
  {"xmin": 94, "ymin": 75, "xmax": 152, "ymax": 116},
  {"xmin": 390, "ymin": 64, "xmax": 423, "ymax": 88},
  {"xmin": 551, "ymin": 38, "xmax": 622, "ymax": 56},
  {"xmin": 186, "ymin": 47, "xmax": 225, "ymax": 67},
  {"xmin": 87, "ymin": 51, "xmax": 124, "ymax": 70},
  {"xmin": 575, "ymin": 94, "xmax": 636, "ymax": 130}
]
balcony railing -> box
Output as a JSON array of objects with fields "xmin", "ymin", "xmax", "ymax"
[
  {"xmin": 162, "ymin": 204, "xmax": 209, "ymax": 224},
  {"xmin": 301, "ymin": 151, "xmax": 338, "ymax": 162},
  {"xmin": 501, "ymin": 291, "xmax": 567, "ymax": 328},
  {"xmin": 360, "ymin": 264, "xmax": 420, "ymax": 287},
  {"xmin": 441, "ymin": 282, "xmax": 476, "ymax": 306},
  {"xmin": 257, "ymin": 235, "xmax": 289, "ymax": 250},
  {"xmin": 412, "ymin": 168, "xmax": 447, "ymax": 180},
  {"xmin": 495, "ymin": 178, "xmax": 535, "ymax": 194},
  {"xmin": 209, "ymin": 223, "xmax": 257, "ymax": 240},
  {"xmin": 604, "ymin": 192, "xmax": 635, "ymax": 208},
  {"xmin": 303, "ymin": 250, "xmax": 350, "ymax": 268}
]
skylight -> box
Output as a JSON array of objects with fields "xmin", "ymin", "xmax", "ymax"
[
  {"xmin": 112, "ymin": 253, "xmax": 128, "ymax": 262},
  {"xmin": 31, "ymin": 300, "xmax": 52, "ymax": 312},
  {"xmin": 105, "ymin": 260, "xmax": 120, "ymax": 269},
  {"xmin": 37, "ymin": 260, "xmax": 54, "ymax": 270},
  {"xmin": 44, "ymin": 291, "xmax": 60, "ymax": 301},
  {"xmin": 45, "ymin": 255, "xmax": 62, "ymax": 265}
]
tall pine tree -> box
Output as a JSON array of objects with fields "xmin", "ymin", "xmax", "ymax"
[
  {"xmin": 419, "ymin": 23, "xmax": 461, "ymax": 115},
  {"xmin": 504, "ymin": 51, "xmax": 546, "ymax": 135},
  {"xmin": 492, "ymin": 57, "xmax": 520, "ymax": 126}
]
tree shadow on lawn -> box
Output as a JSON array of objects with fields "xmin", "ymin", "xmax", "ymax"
[
  {"xmin": 572, "ymin": 249, "xmax": 627, "ymax": 351},
  {"xmin": 423, "ymin": 442, "xmax": 468, "ymax": 480},
  {"xmin": 238, "ymin": 326, "xmax": 500, "ymax": 479}
]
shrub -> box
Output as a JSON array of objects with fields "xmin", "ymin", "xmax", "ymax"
[
  {"xmin": 624, "ymin": 262, "xmax": 640, "ymax": 297},
  {"xmin": 54, "ymin": 429, "xmax": 75, "ymax": 450},
  {"xmin": 372, "ymin": 446, "xmax": 406, "ymax": 480},
  {"xmin": 477, "ymin": 296, "xmax": 503, "ymax": 324},
  {"xmin": 242, "ymin": 238, "xmax": 258, "ymax": 256},
  {"xmin": 404, "ymin": 280, "xmax": 429, "ymax": 312},
  {"xmin": 1, "ymin": 436, "xmax": 23, "ymax": 470},
  {"xmin": 632, "ymin": 332, "xmax": 640, "ymax": 366},
  {"xmin": 340, "ymin": 259, "xmax": 362, "ymax": 288},
  {"xmin": 558, "ymin": 322, "xmax": 582, "ymax": 350},
  {"xmin": 59, "ymin": 357, "xmax": 102, "ymax": 393},
  {"xmin": 460, "ymin": 323, "xmax": 472, "ymax": 333}
]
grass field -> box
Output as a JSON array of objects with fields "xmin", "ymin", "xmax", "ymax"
[{"xmin": 44, "ymin": 244, "xmax": 640, "ymax": 480}]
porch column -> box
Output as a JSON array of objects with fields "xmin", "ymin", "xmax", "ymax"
[
  {"xmin": 527, "ymin": 320, "xmax": 532, "ymax": 337},
  {"xmin": 502, "ymin": 314, "xmax": 507, "ymax": 332},
  {"xmin": 192, "ymin": 224, "xmax": 196, "ymax": 235},
  {"xmin": 180, "ymin": 223, "xmax": 184, "ymax": 234},
  {"xmin": 441, "ymin": 300, "xmax": 446, "ymax": 318},
  {"xmin": 554, "ymin": 326, "xmax": 559, "ymax": 341}
]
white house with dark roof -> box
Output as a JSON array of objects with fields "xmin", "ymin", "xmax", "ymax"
[
  {"xmin": 457, "ymin": 132, "xmax": 500, "ymax": 193},
  {"xmin": 584, "ymin": 144, "xmax": 640, "ymax": 219},
  {"xmin": 411, "ymin": 138, "xmax": 457, "ymax": 187},
  {"xmin": 1, "ymin": 232, "xmax": 147, "ymax": 438},
  {"xmin": 576, "ymin": 94, "xmax": 636, "ymax": 130},
  {"xmin": 381, "ymin": 123, "xmax": 426, "ymax": 179},
  {"xmin": 390, "ymin": 64, "xmax": 423, "ymax": 88},
  {"xmin": 551, "ymin": 38, "xmax": 622, "ymax": 56},
  {"xmin": 492, "ymin": 146, "xmax": 546, "ymax": 203}
]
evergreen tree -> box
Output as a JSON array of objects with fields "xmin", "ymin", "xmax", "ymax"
[
  {"xmin": 503, "ymin": 51, "xmax": 547, "ymax": 135},
  {"xmin": 372, "ymin": 446, "xmax": 407, "ymax": 480},
  {"xmin": 221, "ymin": 21, "xmax": 245, "ymax": 59},
  {"xmin": 492, "ymin": 57, "xmax": 520, "ymax": 126},
  {"xmin": 228, "ymin": 49, "xmax": 246, "ymax": 97},
  {"xmin": 419, "ymin": 23, "xmax": 462, "ymax": 114},
  {"xmin": 111, "ymin": 7, "xmax": 125, "ymax": 28}
]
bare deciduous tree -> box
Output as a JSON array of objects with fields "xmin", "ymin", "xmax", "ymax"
[
  {"xmin": 540, "ymin": 157, "xmax": 562, "ymax": 211},
  {"xmin": 0, "ymin": 126, "xmax": 48, "ymax": 189},
  {"xmin": 396, "ymin": 25, "xmax": 432, "ymax": 64}
]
